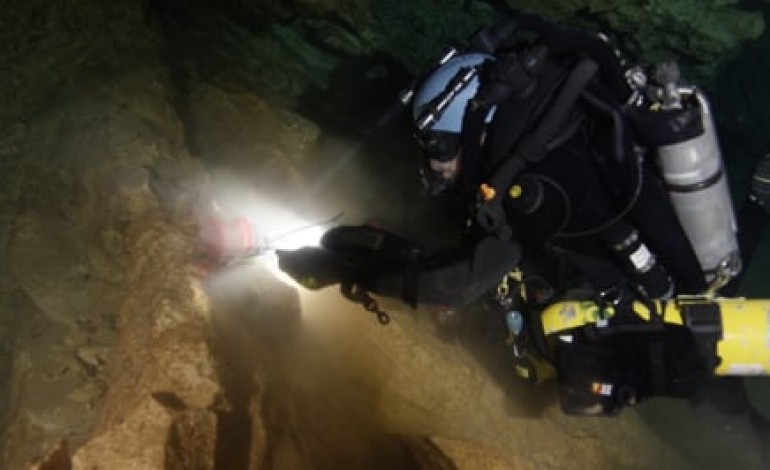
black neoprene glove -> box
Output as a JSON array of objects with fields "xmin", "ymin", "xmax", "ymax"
[
  {"xmin": 276, "ymin": 225, "xmax": 423, "ymax": 291},
  {"xmin": 276, "ymin": 247, "xmax": 347, "ymax": 290}
]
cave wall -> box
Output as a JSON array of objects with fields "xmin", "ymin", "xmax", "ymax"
[
  {"xmin": 508, "ymin": 0, "xmax": 765, "ymax": 74},
  {"xmin": 3, "ymin": 0, "xmax": 769, "ymax": 136},
  {"xmin": 147, "ymin": 0, "xmax": 769, "ymax": 131},
  {"xmin": 0, "ymin": 0, "xmax": 158, "ymax": 128}
]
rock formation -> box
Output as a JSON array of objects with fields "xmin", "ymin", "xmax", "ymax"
[{"xmin": 1, "ymin": 0, "xmax": 769, "ymax": 469}]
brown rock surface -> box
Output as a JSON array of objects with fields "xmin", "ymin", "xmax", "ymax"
[{"xmin": 1, "ymin": 17, "xmax": 767, "ymax": 470}]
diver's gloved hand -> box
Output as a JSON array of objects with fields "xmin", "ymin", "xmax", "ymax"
[
  {"xmin": 277, "ymin": 225, "xmax": 423, "ymax": 293},
  {"xmin": 276, "ymin": 247, "xmax": 347, "ymax": 290},
  {"xmin": 321, "ymin": 224, "xmax": 423, "ymax": 269}
]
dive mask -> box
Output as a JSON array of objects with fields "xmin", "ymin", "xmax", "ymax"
[
  {"xmin": 416, "ymin": 130, "xmax": 461, "ymax": 162},
  {"xmin": 416, "ymin": 130, "xmax": 462, "ymax": 196}
]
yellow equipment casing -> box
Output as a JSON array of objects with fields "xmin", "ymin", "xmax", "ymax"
[
  {"xmin": 539, "ymin": 297, "xmax": 770, "ymax": 377},
  {"xmin": 708, "ymin": 299, "xmax": 770, "ymax": 376}
]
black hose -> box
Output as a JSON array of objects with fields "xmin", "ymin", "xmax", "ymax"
[
  {"xmin": 582, "ymin": 90, "xmax": 626, "ymax": 164},
  {"xmin": 521, "ymin": 59, "xmax": 599, "ymax": 162},
  {"xmin": 559, "ymin": 150, "xmax": 643, "ymax": 238}
]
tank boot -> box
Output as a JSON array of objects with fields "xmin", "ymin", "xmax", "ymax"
[{"xmin": 751, "ymin": 153, "xmax": 770, "ymax": 216}]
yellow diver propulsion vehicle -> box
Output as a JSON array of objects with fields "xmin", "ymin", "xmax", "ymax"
[
  {"xmin": 511, "ymin": 292, "xmax": 770, "ymax": 416},
  {"xmin": 541, "ymin": 296, "xmax": 770, "ymax": 377}
]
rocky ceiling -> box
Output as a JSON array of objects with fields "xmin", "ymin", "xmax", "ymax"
[
  {"xmin": 146, "ymin": 0, "xmax": 770, "ymax": 130},
  {"xmin": 3, "ymin": 0, "xmax": 770, "ymax": 132},
  {"xmin": 1, "ymin": 0, "xmax": 770, "ymax": 469}
]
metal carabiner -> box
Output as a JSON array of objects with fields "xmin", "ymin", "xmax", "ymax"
[
  {"xmin": 497, "ymin": 278, "xmax": 510, "ymax": 299},
  {"xmin": 342, "ymin": 283, "xmax": 391, "ymax": 326},
  {"xmin": 375, "ymin": 310, "xmax": 391, "ymax": 325}
]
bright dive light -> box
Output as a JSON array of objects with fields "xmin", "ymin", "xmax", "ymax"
[
  {"xmin": 197, "ymin": 176, "xmax": 338, "ymax": 293},
  {"xmin": 199, "ymin": 209, "xmax": 329, "ymax": 292},
  {"xmin": 199, "ymin": 190, "xmax": 330, "ymax": 263},
  {"xmin": 269, "ymin": 224, "xmax": 326, "ymax": 251}
]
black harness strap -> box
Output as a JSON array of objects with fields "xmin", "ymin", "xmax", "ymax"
[
  {"xmin": 475, "ymin": 58, "xmax": 600, "ymax": 238},
  {"xmin": 459, "ymin": 97, "xmax": 491, "ymax": 188},
  {"xmin": 680, "ymin": 301, "xmax": 723, "ymax": 371},
  {"xmin": 484, "ymin": 59, "xmax": 570, "ymax": 169},
  {"xmin": 647, "ymin": 340, "xmax": 668, "ymax": 393},
  {"xmin": 501, "ymin": 59, "xmax": 600, "ymax": 173}
]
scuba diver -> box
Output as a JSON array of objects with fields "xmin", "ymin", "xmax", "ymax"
[{"xmin": 269, "ymin": 13, "xmax": 770, "ymax": 416}]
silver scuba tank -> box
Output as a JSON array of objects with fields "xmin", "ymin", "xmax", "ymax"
[{"xmin": 653, "ymin": 86, "xmax": 741, "ymax": 288}]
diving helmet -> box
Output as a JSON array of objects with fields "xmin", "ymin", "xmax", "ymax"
[{"xmin": 411, "ymin": 53, "xmax": 496, "ymax": 195}]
